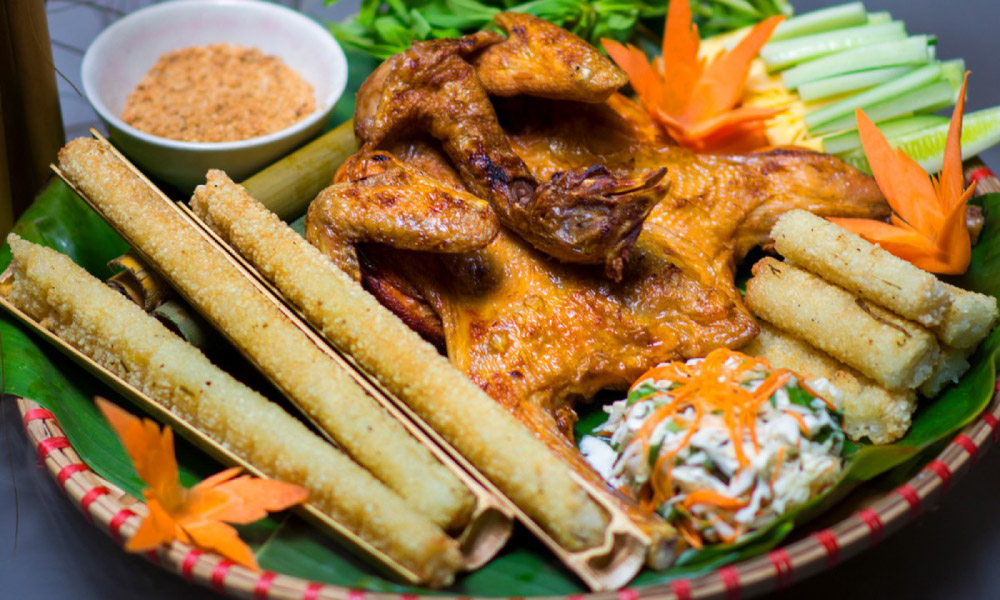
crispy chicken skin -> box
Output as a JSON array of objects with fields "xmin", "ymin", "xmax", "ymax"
[
  {"xmin": 505, "ymin": 95, "xmax": 891, "ymax": 304},
  {"xmin": 307, "ymin": 15, "xmax": 888, "ymax": 523},
  {"xmin": 473, "ymin": 13, "xmax": 628, "ymax": 102},
  {"xmin": 354, "ymin": 31, "xmax": 503, "ymax": 145},
  {"xmin": 310, "ymin": 93, "xmax": 886, "ymax": 470},
  {"xmin": 306, "ymin": 150, "xmax": 498, "ymax": 281},
  {"xmin": 354, "ymin": 26, "xmax": 664, "ymax": 276}
]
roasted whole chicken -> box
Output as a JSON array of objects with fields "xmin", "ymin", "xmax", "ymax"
[{"xmin": 306, "ymin": 14, "xmax": 887, "ymax": 510}]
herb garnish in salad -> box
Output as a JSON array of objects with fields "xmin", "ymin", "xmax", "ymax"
[{"xmin": 581, "ymin": 348, "xmax": 845, "ymax": 549}]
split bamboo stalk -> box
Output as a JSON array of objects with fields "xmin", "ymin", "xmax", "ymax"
[
  {"xmin": 241, "ymin": 120, "xmax": 357, "ymax": 220},
  {"xmin": 0, "ymin": 0, "xmax": 65, "ymax": 232}
]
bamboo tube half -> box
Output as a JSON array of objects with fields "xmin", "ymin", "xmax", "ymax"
[{"xmin": 187, "ymin": 171, "xmax": 665, "ymax": 591}]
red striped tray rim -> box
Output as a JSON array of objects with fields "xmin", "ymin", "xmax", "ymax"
[{"xmin": 16, "ymin": 376, "xmax": 1000, "ymax": 600}]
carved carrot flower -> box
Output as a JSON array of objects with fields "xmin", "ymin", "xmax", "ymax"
[
  {"xmin": 96, "ymin": 398, "xmax": 308, "ymax": 570},
  {"xmin": 830, "ymin": 73, "xmax": 973, "ymax": 275},
  {"xmin": 602, "ymin": 0, "xmax": 784, "ymax": 153}
]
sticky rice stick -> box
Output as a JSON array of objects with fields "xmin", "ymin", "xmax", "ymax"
[
  {"xmin": 743, "ymin": 320, "xmax": 916, "ymax": 445},
  {"xmin": 746, "ymin": 258, "xmax": 939, "ymax": 390},
  {"xmin": 57, "ymin": 138, "xmax": 472, "ymax": 533},
  {"xmin": 935, "ymin": 283, "xmax": 999, "ymax": 349},
  {"xmin": 5, "ymin": 235, "xmax": 461, "ymax": 586},
  {"xmin": 918, "ymin": 344, "xmax": 972, "ymax": 398},
  {"xmin": 189, "ymin": 170, "xmax": 610, "ymax": 552},
  {"xmin": 771, "ymin": 210, "xmax": 951, "ymax": 327}
]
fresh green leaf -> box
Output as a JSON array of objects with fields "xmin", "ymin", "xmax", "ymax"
[
  {"xmin": 785, "ymin": 385, "xmax": 814, "ymax": 408},
  {"xmin": 409, "ymin": 9, "xmax": 433, "ymax": 38},
  {"xmin": 373, "ymin": 15, "xmax": 412, "ymax": 48},
  {"xmin": 956, "ymin": 194, "xmax": 1000, "ymax": 300},
  {"xmin": 1, "ymin": 177, "xmax": 128, "ymax": 276},
  {"xmin": 328, "ymin": 0, "xmax": 788, "ymax": 61}
]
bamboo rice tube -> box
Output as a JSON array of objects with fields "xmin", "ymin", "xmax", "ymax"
[
  {"xmin": 918, "ymin": 344, "xmax": 972, "ymax": 398},
  {"xmin": 771, "ymin": 210, "xmax": 951, "ymax": 327},
  {"xmin": 743, "ymin": 320, "xmax": 917, "ymax": 444},
  {"xmin": 57, "ymin": 138, "xmax": 473, "ymax": 533},
  {"xmin": 934, "ymin": 283, "xmax": 999, "ymax": 350},
  {"xmin": 5, "ymin": 235, "xmax": 461, "ymax": 586},
  {"xmin": 746, "ymin": 258, "xmax": 940, "ymax": 390},
  {"xmin": 190, "ymin": 170, "xmax": 610, "ymax": 553}
]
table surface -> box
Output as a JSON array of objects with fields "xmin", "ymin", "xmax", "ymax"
[{"xmin": 4, "ymin": 1, "xmax": 1000, "ymax": 598}]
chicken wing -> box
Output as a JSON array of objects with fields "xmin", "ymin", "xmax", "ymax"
[
  {"xmin": 472, "ymin": 13, "xmax": 628, "ymax": 102},
  {"xmin": 354, "ymin": 30, "xmax": 664, "ymax": 277},
  {"xmin": 306, "ymin": 150, "xmax": 497, "ymax": 280}
]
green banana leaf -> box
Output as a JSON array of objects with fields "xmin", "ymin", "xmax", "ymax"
[{"xmin": 3, "ymin": 149, "xmax": 999, "ymax": 594}]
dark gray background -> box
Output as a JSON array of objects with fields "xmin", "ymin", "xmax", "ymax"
[{"xmin": 4, "ymin": 0, "xmax": 1000, "ymax": 598}]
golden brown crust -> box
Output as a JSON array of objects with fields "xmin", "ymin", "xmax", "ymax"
[
  {"xmin": 473, "ymin": 13, "xmax": 628, "ymax": 102},
  {"xmin": 57, "ymin": 139, "xmax": 469, "ymax": 534},
  {"xmin": 742, "ymin": 320, "xmax": 916, "ymax": 444},
  {"xmin": 189, "ymin": 170, "xmax": 612, "ymax": 552},
  {"xmin": 194, "ymin": 170, "xmax": 476, "ymax": 531},
  {"xmin": 304, "ymin": 151, "xmax": 498, "ymax": 281},
  {"xmin": 746, "ymin": 258, "xmax": 940, "ymax": 390},
  {"xmin": 6, "ymin": 234, "xmax": 461, "ymax": 586},
  {"xmin": 772, "ymin": 210, "xmax": 951, "ymax": 327},
  {"xmin": 935, "ymin": 283, "xmax": 999, "ymax": 349}
]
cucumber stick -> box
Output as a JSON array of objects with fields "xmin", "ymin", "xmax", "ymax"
[
  {"xmin": 806, "ymin": 63, "xmax": 945, "ymax": 129},
  {"xmin": 821, "ymin": 115, "xmax": 949, "ymax": 154},
  {"xmin": 838, "ymin": 106, "xmax": 1000, "ymax": 174},
  {"xmin": 813, "ymin": 79, "xmax": 956, "ymax": 135},
  {"xmin": 941, "ymin": 58, "xmax": 967, "ymax": 89},
  {"xmin": 866, "ymin": 11, "xmax": 892, "ymax": 25},
  {"xmin": 798, "ymin": 66, "xmax": 914, "ymax": 102},
  {"xmin": 761, "ymin": 21, "xmax": 906, "ymax": 71},
  {"xmin": 782, "ymin": 35, "xmax": 932, "ymax": 89},
  {"xmin": 770, "ymin": 2, "xmax": 867, "ymax": 42}
]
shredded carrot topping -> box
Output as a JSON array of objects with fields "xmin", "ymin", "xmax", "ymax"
[
  {"xmin": 682, "ymin": 489, "xmax": 750, "ymax": 510},
  {"xmin": 626, "ymin": 349, "xmax": 800, "ymax": 507},
  {"xmin": 830, "ymin": 73, "xmax": 974, "ymax": 275},
  {"xmin": 783, "ymin": 410, "xmax": 810, "ymax": 435},
  {"xmin": 602, "ymin": 0, "xmax": 784, "ymax": 153},
  {"xmin": 596, "ymin": 349, "xmax": 844, "ymax": 549}
]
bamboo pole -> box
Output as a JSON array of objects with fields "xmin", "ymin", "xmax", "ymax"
[
  {"xmin": 0, "ymin": 0, "xmax": 65, "ymax": 234},
  {"xmin": 0, "ymin": 90, "xmax": 13, "ymax": 234},
  {"xmin": 241, "ymin": 120, "xmax": 357, "ymax": 220}
]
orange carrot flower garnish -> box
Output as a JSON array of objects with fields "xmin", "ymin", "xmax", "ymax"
[
  {"xmin": 830, "ymin": 73, "xmax": 973, "ymax": 275},
  {"xmin": 602, "ymin": 0, "xmax": 784, "ymax": 153},
  {"xmin": 96, "ymin": 398, "xmax": 308, "ymax": 570}
]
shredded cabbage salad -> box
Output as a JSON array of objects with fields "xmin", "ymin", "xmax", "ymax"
[{"xmin": 581, "ymin": 348, "xmax": 846, "ymax": 549}]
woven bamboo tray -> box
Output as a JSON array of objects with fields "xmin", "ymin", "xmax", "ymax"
[{"xmin": 12, "ymin": 164, "xmax": 1000, "ymax": 599}]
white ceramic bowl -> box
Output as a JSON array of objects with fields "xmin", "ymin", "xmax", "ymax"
[{"xmin": 82, "ymin": 0, "xmax": 347, "ymax": 192}]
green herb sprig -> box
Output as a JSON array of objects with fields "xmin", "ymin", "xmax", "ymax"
[{"xmin": 326, "ymin": 0, "xmax": 793, "ymax": 59}]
